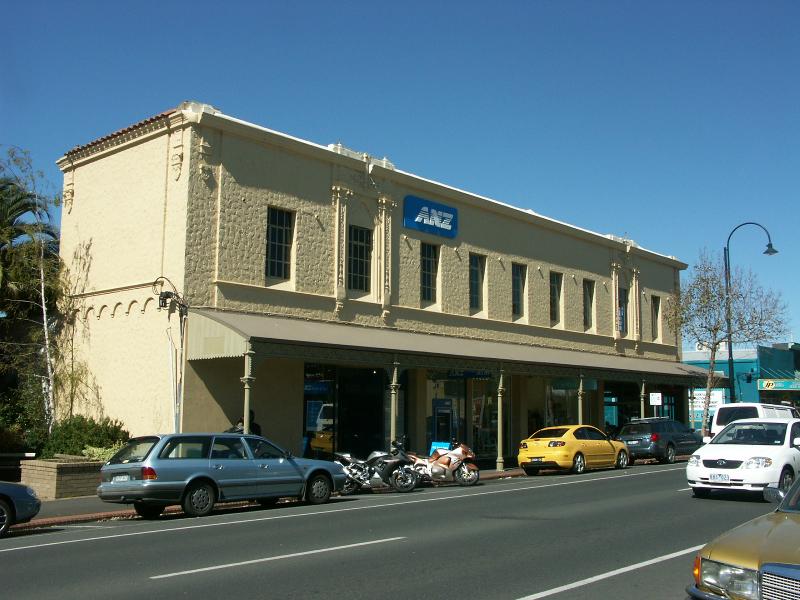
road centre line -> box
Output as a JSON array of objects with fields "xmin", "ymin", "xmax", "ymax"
[
  {"xmin": 151, "ymin": 537, "xmax": 405, "ymax": 579},
  {"xmin": 0, "ymin": 466, "xmax": 683, "ymax": 555},
  {"xmin": 516, "ymin": 544, "xmax": 704, "ymax": 599}
]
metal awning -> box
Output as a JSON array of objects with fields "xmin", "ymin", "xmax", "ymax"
[{"xmin": 186, "ymin": 308, "xmax": 708, "ymax": 383}]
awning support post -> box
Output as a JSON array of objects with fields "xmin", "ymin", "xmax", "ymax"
[
  {"xmin": 496, "ymin": 367, "xmax": 506, "ymax": 471},
  {"xmin": 640, "ymin": 379, "xmax": 646, "ymax": 419},
  {"xmin": 241, "ymin": 342, "xmax": 255, "ymax": 434},
  {"xmin": 578, "ymin": 374, "xmax": 584, "ymax": 424},
  {"xmin": 390, "ymin": 357, "xmax": 400, "ymax": 443}
]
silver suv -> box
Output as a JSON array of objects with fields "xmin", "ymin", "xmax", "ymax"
[
  {"xmin": 617, "ymin": 418, "xmax": 703, "ymax": 464},
  {"xmin": 97, "ymin": 433, "xmax": 346, "ymax": 518}
]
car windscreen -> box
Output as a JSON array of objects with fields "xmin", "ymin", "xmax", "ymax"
[
  {"xmin": 108, "ymin": 437, "xmax": 159, "ymax": 464},
  {"xmin": 530, "ymin": 428, "xmax": 568, "ymax": 439},
  {"xmin": 619, "ymin": 424, "xmax": 650, "ymax": 435},
  {"xmin": 716, "ymin": 406, "xmax": 758, "ymax": 426},
  {"xmin": 711, "ymin": 422, "xmax": 786, "ymax": 446}
]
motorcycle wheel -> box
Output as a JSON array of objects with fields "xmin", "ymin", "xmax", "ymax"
[
  {"xmin": 454, "ymin": 463, "xmax": 480, "ymax": 486},
  {"xmin": 341, "ymin": 478, "xmax": 360, "ymax": 496},
  {"xmin": 389, "ymin": 467, "xmax": 417, "ymax": 493}
]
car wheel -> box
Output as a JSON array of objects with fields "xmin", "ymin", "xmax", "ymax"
[
  {"xmin": 182, "ymin": 481, "xmax": 216, "ymax": 517},
  {"xmin": 306, "ymin": 474, "xmax": 332, "ymax": 504},
  {"xmin": 615, "ymin": 451, "xmax": 629, "ymax": 469},
  {"xmin": 0, "ymin": 498, "xmax": 12, "ymax": 537},
  {"xmin": 660, "ymin": 445, "xmax": 676, "ymax": 464},
  {"xmin": 571, "ymin": 453, "xmax": 586, "ymax": 474},
  {"xmin": 523, "ymin": 467, "xmax": 539, "ymax": 476},
  {"xmin": 779, "ymin": 467, "xmax": 794, "ymax": 493},
  {"xmin": 133, "ymin": 503, "xmax": 164, "ymax": 519},
  {"xmin": 692, "ymin": 487, "xmax": 711, "ymax": 498}
]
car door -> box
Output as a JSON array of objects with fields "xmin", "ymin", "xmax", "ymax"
[
  {"xmin": 671, "ymin": 421, "xmax": 698, "ymax": 455},
  {"xmin": 584, "ymin": 426, "xmax": 615, "ymax": 466},
  {"xmin": 246, "ymin": 437, "xmax": 304, "ymax": 497},
  {"xmin": 210, "ymin": 436, "xmax": 258, "ymax": 499}
]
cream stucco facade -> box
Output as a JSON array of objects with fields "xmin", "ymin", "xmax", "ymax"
[{"xmin": 58, "ymin": 101, "xmax": 704, "ymax": 462}]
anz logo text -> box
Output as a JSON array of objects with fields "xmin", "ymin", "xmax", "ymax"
[
  {"xmin": 403, "ymin": 195, "xmax": 458, "ymax": 239},
  {"xmin": 414, "ymin": 206, "xmax": 454, "ymax": 231}
]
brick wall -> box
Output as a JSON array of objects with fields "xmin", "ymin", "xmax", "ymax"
[{"xmin": 20, "ymin": 459, "xmax": 104, "ymax": 500}]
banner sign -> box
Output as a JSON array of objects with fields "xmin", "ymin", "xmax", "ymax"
[
  {"xmin": 759, "ymin": 379, "xmax": 800, "ymax": 391},
  {"xmin": 403, "ymin": 195, "xmax": 458, "ymax": 238}
]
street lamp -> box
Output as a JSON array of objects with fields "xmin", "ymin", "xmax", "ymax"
[{"xmin": 723, "ymin": 222, "xmax": 778, "ymax": 402}]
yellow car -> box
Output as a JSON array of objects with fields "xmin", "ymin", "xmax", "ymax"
[
  {"xmin": 517, "ymin": 425, "xmax": 629, "ymax": 475},
  {"xmin": 688, "ymin": 482, "xmax": 800, "ymax": 600}
]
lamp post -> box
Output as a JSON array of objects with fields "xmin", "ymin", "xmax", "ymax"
[{"xmin": 723, "ymin": 222, "xmax": 778, "ymax": 402}]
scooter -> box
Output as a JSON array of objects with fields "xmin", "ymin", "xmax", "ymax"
[
  {"xmin": 334, "ymin": 440, "xmax": 418, "ymax": 494},
  {"xmin": 406, "ymin": 439, "xmax": 480, "ymax": 486}
]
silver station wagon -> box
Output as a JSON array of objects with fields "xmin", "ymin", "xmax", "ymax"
[{"xmin": 97, "ymin": 433, "xmax": 346, "ymax": 518}]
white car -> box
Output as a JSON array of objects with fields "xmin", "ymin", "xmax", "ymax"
[{"xmin": 686, "ymin": 418, "xmax": 800, "ymax": 498}]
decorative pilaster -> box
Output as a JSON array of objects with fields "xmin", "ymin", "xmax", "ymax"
[
  {"xmin": 632, "ymin": 267, "xmax": 641, "ymax": 343},
  {"xmin": 63, "ymin": 170, "xmax": 75, "ymax": 214},
  {"xmin": 331, "ymin": 186, "xmax": 352, "ymax": 316},
  {"xmin": 611, "ymin": 262, "xmax": 621, "ymax": 340},
  {"xmin": 378, "ymin": 194, "xmax": 395, "ymax": 321}
]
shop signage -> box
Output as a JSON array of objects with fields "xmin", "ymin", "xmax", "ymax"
[
  {"xmin": 758, "ymin": 379, "xmax": 800, "ymax": 391},
  {"xmin": 403, "ymin": 195, "xmax": 458, "ymax": 239},
  {"xmin": 649, "ymin": 392, "xmax": 663, "ymax": 406}
]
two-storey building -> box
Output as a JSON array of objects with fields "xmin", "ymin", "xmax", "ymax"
[{"xmin": 57, "ymin": 101, "xmax": 705, "ymax": 465}]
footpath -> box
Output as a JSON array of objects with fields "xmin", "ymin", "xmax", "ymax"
[{"xmin": 12, "ymin": 467, "xmax": 525, "ymax": 532}]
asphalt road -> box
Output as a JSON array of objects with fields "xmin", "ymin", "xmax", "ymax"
[{"xmin": 1, "ymin": 463, "xmax": 771, "ymax": 599}]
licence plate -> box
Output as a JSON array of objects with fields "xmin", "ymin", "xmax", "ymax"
[
  {"xmin": 529, "ymin": 458, "xmax": 543, "ymax": 462},
  {"xmin": 626, "ymin": 440, "xmax": 639, "ymax": 445},
  {"xmin": 710, "ymin": 473, "xmax": 729, "ymax": 483},
  {"xmin": 112, "ymin": 474, "xmax": 130, "ymax": 483}
]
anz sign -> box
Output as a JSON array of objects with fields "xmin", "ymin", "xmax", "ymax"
[{"xmin": 403, "ymin": 195, "xmax": 458, "ymax": 239}]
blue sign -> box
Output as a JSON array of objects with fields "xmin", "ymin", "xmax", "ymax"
[
  {"xmin": 403, "ymin": 195, "xmax": 458, "ymax": 239},
  {"xmin": 758, "ymin": 379, "xmax": 800, "ymax": 391}
]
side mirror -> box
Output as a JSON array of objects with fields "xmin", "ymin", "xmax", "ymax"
[
  {"xmin": 703, "ymin": 436, "xmax": 712, "ymax": 444},
  {"xmin": 764, "ymin": 485, "xmax": 785, "ymax": 504}
]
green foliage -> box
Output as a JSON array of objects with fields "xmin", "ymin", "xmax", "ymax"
[
  {"xmin": 0, "ymin": 426, "xmax": 27, "ymax": 452},
  {"xmin": 81, "ymin": 441, "xmax": 125, "ymax": 462},
  {"xmin": 41, "ymin": 415, "xmax": 129, "ymax": 458},
  {"xmin": 0, "ymin": 373, "xmax": 49, "ymax": 452}
]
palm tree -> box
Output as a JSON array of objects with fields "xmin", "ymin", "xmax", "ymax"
[{"xmin": 0, "ymin": 177, "xmax": 58, "ymax": 293}]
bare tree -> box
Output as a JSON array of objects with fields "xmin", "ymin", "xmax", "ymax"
[{"xmin": 667, "ymin": 249, "xmax": 787, "ymax": 435}]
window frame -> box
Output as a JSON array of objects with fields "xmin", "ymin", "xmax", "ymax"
[
  {"xmin": 265, "ymin": 207, "xmax": 294, "ymax": 281},
  {"xmin": 469, "ymin": 253, "xmax": 486, "ymax": 313},
  {"xmin": 651, "ymin": 295, "xmax": 661, "ymax": 341},
  {"xmin": 347, "ymin": 224, "xmax": 373, "ymax": 293},
  {"xmin": 618, "ymin": 286, "xmax": 629, "ymax": 336},
  {"xmin": 549, "ymin": 271, "xmax": 563, "ymax": 325},
  {"xmin": 420, "ymin": 242, "xmax": 439, "ymax": 305},
  {"xmin": 512, "ymin": 262, "xmax": 527, "ymax": 319},
  {"xmin": 583, "ymin": 279, "xmax": 595, "ymax": 331}
]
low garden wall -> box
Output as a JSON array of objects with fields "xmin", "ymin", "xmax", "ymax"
[{"xmin": 21, "ymin": 457, "xmax": 104, "ymax": 500}]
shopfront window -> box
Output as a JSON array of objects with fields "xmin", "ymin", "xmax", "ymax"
[
  {"xmin": 546, "ymin": 386, "xmax": 578, "ymax": 426},
  {"xmin": 472, "ymin": 376, "xmax": 502, "ymax": 457},
  {"xmin": 303, "ymin": 364, "xmax": 336, "ymax": 459}
]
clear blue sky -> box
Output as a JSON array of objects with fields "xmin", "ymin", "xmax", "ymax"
[{"xmin": 4, "ymin": 1, "xmax": 798, "ymax": 342}]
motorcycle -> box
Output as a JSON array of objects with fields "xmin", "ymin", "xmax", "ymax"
[
  {"xmin": 334, "ymin": 440, "xmax": 418, "ymax": 494},
  {"xmin": 406, "ymin": 439, "xmax": 480, "ymax": 486}
]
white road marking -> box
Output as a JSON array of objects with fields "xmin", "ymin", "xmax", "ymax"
[
  {"xmin": 151, "ymin": 537, "xmax": 406, "ymax": 579},
  {"xmin": 0, "ymin": 466, "xmax": 683, "ymax": 554},
  {"xmin": 516, "ymin": 544, "xmax": 704, "ymax": 599}
]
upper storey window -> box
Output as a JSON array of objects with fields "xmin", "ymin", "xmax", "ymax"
[
  {"xmin": 266, "ymin": 207, "xmax": 294, "ymax": 280},
  {"xmin": 583, "ymin": 279, "xmax": 595, "ymax": 331},
  {"xmin": 549, "ymin": 271, "xmax": 563, "ymax": 325},
  {"xmin": 618, "ymin": 286, "xmax": 629, "ymax": 336},
  {"xmin": 469, "ymin": 253, "xmax": 486, "ymax": 312},
  {"xmin": 512, "ymin": 263, "xmax": 526, "ymax": 319},
  {"xmin": 347, "ymin": 225, "xmax": 372, "ymax": 293},
  {"xmin": 420, "ymin": 242, "xmax": 439, "ymax": 304},
  {"xmin": 651, "ymin": 295, "xmax": 661, "ymax": 341}
]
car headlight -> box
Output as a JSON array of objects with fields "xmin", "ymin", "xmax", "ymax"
[
  {"xmin": 743, "ymin": 457, "xmax": 773, "ymax": 469},
  {"xmin": 26, "ymin": 486, "xmax": 39, "ymax": 499},
  {"xmin": 687, "ymin": 455, "xmax": 701, "ymax": 467},
  {"xmin": 698, "ymin": 558, "xmax": 759, "ymax": 600}
]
